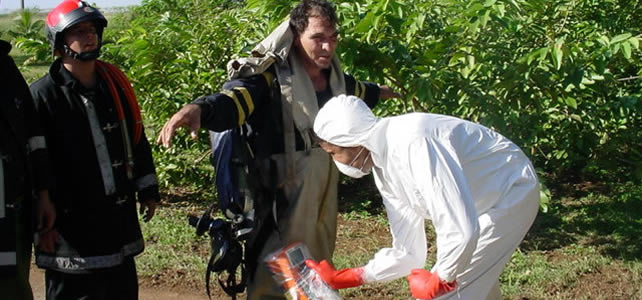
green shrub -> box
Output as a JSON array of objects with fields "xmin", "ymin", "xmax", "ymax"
[{"xmin": 15, "ymin": 0, "xmax": 639, "ymax": 190}]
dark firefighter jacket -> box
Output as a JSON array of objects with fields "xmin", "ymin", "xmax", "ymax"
[
  {"xmin": 29, "ymin": 58, "xmax": 159, "ymax": 273},
  {"xmin": 194, "ymin": 67, "xmax": 381, "ymax": 160},
  {"xmin": 195, "ymin": 65, "xmax": 381, "ymax": 274},
  {"xmin": 0, "ymin": 40, "xmax": 51, "ymax": 276}
]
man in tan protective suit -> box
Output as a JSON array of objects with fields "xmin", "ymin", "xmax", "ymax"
[{"xmin": 158, "ymin": 0, "xmax": 399, "ymax": 298}]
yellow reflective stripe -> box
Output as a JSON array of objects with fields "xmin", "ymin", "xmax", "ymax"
[
  {"xmin": 222, "ymin": 90, "xmax": 245, "ymax": 125},
  {"xmin": 359, "ymin": 81, "xmax": 366, "ymax": 99},
  {"xmin": 354, "ymin": 81, "xmax": 360, "ymax": 98},
  {"xmin": 261, "ymin": 71, "xmax": 274, "ymax": 88},
  {"xmin": 233, "ymin": 87, "xmax": 254, "ymax": 115}
]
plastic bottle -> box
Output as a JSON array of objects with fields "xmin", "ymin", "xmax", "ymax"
[{"xmin": 265, "ymin": 242, "xmax": 342, "ymax": 300}]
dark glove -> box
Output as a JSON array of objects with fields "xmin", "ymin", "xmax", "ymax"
[{"xmin": 37, "ymin": 229, "xmax": 59, "ymax": 253}]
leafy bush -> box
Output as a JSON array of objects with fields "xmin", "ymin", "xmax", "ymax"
[
  {"xmin": 14, "ymin": 0, "xmax": 638, "ymax": 189},
  {"xmin": 102, "ymin": 0, "xmax": 266, "ymax": 191},
  {"xmin": 234, "ymin": 0, "xmax": 642, "ymax": 183},
  {"xmin": 7, "ymin": 9, "xmax": 51, "ymax": 65},
  {"xmin": 329, "ymin": 0, "xmax": 641, "ymax": 182}
]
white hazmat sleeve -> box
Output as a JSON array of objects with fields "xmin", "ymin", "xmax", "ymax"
[
  {"xmin": 408, "ymin": 138, "xmax": 479, "ymax": 282},
  {"xmin": 362, "ymin": 137, "xmax": 479, "ymax": 283},
  {"xmin": 362, "ymin": 185, "xmax": 427, "ymax": 282}
]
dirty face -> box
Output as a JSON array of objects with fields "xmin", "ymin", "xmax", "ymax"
[{"xmin": 294, "ymin": 16, "xmax": 338, "ymax": 70}]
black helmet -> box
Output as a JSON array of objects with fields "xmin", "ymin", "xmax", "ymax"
[{"xmin": 46, "ymin": 0, "xmax": 107, "ymax": 60}]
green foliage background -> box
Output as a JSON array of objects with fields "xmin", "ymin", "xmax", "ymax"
[
  {"xmin": 3, "ymin": 2, "xmax": 642, "ymax": 297},
  {"xmin": 7, "ymin": 0, "xmax": 642, "ymax": 191},
  {"xmin": 101, "ymin": 0, "xmax": 261, "ymax": 189},
  {"xmin": 108, "ymin": 0, "xmax": 642, "ymax": 189}
]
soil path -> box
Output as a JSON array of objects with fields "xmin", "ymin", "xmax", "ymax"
[{"xmin": 29, "ymin": 264, "xmax": 209, "ymax": 300}]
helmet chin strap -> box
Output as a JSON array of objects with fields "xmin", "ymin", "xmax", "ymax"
[{"xmin": 63, "ymin": 43, "xmax": 102, "ymax": 61}]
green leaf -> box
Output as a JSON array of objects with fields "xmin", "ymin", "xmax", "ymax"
[
  {"xmin": 610, "ymin": 33, "xmax": 632, "ymax": 44},
  {"xmin": 467, "ymin": 3, "xmax": 485, "ymax": 16},
  {"xmin": 538, "ymin": 47, "xmax": 549, "ymax": 61},
  {"xmin": 469, "ymin": 18, "xmax": 480, "ymax": 33},
  {"xmin": 449, "ymin": 52, "xmax": 466, "ymax": 66},
  {"xmin": 539, "ymin": 184, "xmax": 551, "ymax": 213},
  {"xmin": 467, "ymin": 55, "xmax": 475, "ymax": 69},
  {"xmin": 567, "ymin": 66, "xmax": 584, "ymax": 86},
  {"xmin": 524, "ymin": 47, "xmax": 548, "ymax": 65},
  {"xmin": 570, "ymin": 114, "xmax": 582, "ymax": 122},
  {"xmin": 133, "ymin": 39, "xmax": 149, "ymax": 50},
  {"xmin": 445, "ymin": 25, "xmax": 461, "ymax": 33},
  {"xmin": 629, "ymin": 37, "xmax": 640, "ymax": 50},
  {"xmin": 622, "ymin": 42, "xmax": 631, "ymax": 59},
  {"xmin": 598, "ymin": 35, "xmax": 610, "ymax": 46},
  {"xmin": 591, "ymin": 74, "xmax": 605, "ymax": 80},
  {"xmin": 461, "ymin": 66, "xmax": 471, "ymax": 78},
  {"xmin": 354, "ymin": 11, "xmax": 376, "ymax": 34},
  {"xmin": 552, "ymin": 45, "xmax": 563, "ymax": 70},
  {"xmin": 498, "ymin": 5, "xmax": 507, "ymax": 17},
  {"xmin": 565, "ymin": 97, "xmax": 577, "ymax": 109},
  {"xmin": 483, "ymin": 0, "xmax": 497, "ymax": 7},
  {"xmin": 480, "ymin": 9, "xmax": 491, "ymax": 27}
]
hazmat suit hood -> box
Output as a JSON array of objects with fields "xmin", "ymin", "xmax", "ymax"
[{"xmin": 313, "ymin": 95, "xmax": 389, "ymax": 168}]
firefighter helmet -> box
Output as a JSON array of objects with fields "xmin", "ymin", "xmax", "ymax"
[{"xmin": 46, "ymin": 0, "xmax": 107, "ymax": 60}]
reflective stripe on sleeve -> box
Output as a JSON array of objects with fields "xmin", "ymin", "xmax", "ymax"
[
  {"xmin": 27, "ymin": 136, "xmax": 46, "ymax": 153},
  {"xmin": 221, "ymin": 90, "xmax": 246, "ymax": 126},
  {"xmin": 0, "ymin": 251, "xmax": 16, "ymax": 266},
  {"xmin": 135, "ymin": 173, "xmax": 158, "ymax": 191},
  {"xmin": 262, "ymin": 72, "xmax": 274, "ymax": 88},
  {"xmin": 354, "ymin": 81, "xmax": 361, "ymax": 99},
  {"xmin": 233, "ymin": 87, "xmax": 255, "ymax": 115},
  {"xmin": 358, "ymin": 81, "xmax": 366, "ymax": 99}
]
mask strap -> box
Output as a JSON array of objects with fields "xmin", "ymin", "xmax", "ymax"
[
  {"xmin": 360, "ymin": 151, "xmax": 371, "ymax": 172},
  {"xmin": 348, "ymin": 147, "xmax": 365, "ymax": 167}
]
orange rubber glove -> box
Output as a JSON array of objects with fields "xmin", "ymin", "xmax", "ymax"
[
  {"xmin": 305, "ymin": 259, "xmax": 365, "ymax": 289},
  {"xmin": 407, "ymin": 269, "xmax": 457, "ymax": 299}
]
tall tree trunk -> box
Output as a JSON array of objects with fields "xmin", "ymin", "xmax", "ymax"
[{"xmin": 21, "ymin": 0, "xmax": 25, "ymax": 10}]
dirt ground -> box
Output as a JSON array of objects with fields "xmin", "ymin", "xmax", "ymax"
[
  {"xmin": 29, "ymin": 264, "xmax": 211, "ymax": 300},
  {"xmin": 27, "ymin": 211, "xmax": 642, "ymax": 300}
]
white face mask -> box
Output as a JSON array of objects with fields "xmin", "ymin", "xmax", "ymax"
[{"xmin": 334, "ymin": 147, "xmax": 371, "ymax": 178}]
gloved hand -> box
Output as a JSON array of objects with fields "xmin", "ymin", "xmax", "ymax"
[
  {"xmin": 305, "ymin": 259, "xmax": 365, "ymax": 289},
  {"xmin": 38, "ymin": 228, "xmax": 59, "ymax": 253},
  {"xmin": 407, "ymin": 269, "xmax": 457, "ymax": 299}
]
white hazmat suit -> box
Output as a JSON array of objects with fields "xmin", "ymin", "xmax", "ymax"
[{"xmin": 313, "ymin": 95, "xmax": 540, "ymax": 299}]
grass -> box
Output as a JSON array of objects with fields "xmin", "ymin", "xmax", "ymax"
[
  {"xmin": 10, "ymin": 46, "xmax": 50, "ymax": 82},
  {"xmin": 0, "ymin": 13, "xmax": 16, "ymax": 32},
  {"xmin": 136, "ymin": 196, "xmax": 210, "ymax": 289},
  {"xmin": 497, "ymin": 181, "xmax": 642, "ymax": 299},
  {"xmin": 132, "ymin": 174, "xmax": 642, "ymax": 299}
]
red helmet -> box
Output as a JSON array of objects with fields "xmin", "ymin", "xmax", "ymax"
[{"xmin": 46, "ymin": 0, "xmax": 107, "ymax": 58}]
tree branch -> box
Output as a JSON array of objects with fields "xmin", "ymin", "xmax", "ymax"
[
  {"xmin": 384, "ymin": 73, "xmax": 423, "ymax": 112},
  {"xmin": 617, "ymin": 75, "xmax": 642, "ymax": 82}
]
